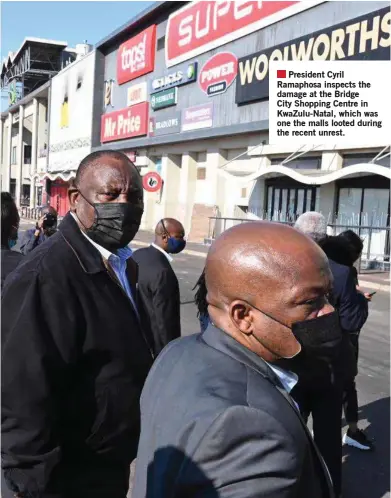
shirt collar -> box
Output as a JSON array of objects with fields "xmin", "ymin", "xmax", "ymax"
[
  {"xmin": 151, "ymin": 242, "xmax": 173, "ymax": 263},
  {"xmin": 265, "ymin": 362, "xmax": 298, "ymax": 394},
  {"xmin": 70, "ymin": 212, "xmax": 133, "ymax": 263}
]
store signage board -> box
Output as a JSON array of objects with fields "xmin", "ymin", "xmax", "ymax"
[
  {"xmin": 101, "ymin": 102, "xmax": 149, "ymax": 143},
  {"xmin": 151, "ymin": 87, "xmax": 178, "ymax": 111},
  {"xmin": 165, "ymin": 0, "xmax": 326, "ymax": 67},
  {"xmin": 235, "ymin": 7, "xmax": 391, "ymax": 105},
  {"xmin": 199, "ymin": 52, "xmax": 238, "ymax": 97},
  {"xmin": 182, "ymin": 102, "xmax": 213, "ymax": 132},
  {"xmin": 150, "ymin": 62, "xmax": 198, "ymax": 94},
  {"xmin": 149, "ymin": 111, "xmax": 181, "ymax": 136},
  {"xmin": 117, "ymin": 25, "xmax": 157, "ymax": 85},
  {"xmin": 127, "ymin": 82, "xmax": 147, "ymax": 107}
]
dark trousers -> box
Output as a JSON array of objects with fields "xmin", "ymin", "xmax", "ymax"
[
  {"xmin": 342, "ymin": 333, "xmax": 359, "ymax": 425},
  {"xmin": 291, "ymin": 380, "xmax": 343, "ymax": 497}
]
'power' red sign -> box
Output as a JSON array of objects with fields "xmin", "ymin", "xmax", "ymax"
[
  {"xmin": 117, "ymin": 25, "xmax": 157, "ymax": 85},
  {"xmin": 199, "ymin": 52, "xmax": 238, "ymax": 96},
  {"xmin": 101, "ymin": 103, "xmax": 149, "ymax": 143},
  {"xmin": 165, "ymin": 1, "xmax": 326, "ymax": 67}
]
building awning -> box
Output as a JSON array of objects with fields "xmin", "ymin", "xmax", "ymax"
[
  {"xmin": 34, "ymin": 171, "xmax": 76, "ymax": 182},
  {"xmin": 220, "ymin": 163, "xmax": 391, "ymax": 185}
]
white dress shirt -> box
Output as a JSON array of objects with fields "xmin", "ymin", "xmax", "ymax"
[{"xmin": 151, "ymin": 242, "xmax": 173, "ymax": 263}]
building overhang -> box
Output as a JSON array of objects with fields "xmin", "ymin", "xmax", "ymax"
[
  {"xmin": 35, "ymin": 170, "xmax": 76, "ymax": 182},
  {"xmin": 219, "ymin": 163, "xmax": 391, "ymax": 185}
]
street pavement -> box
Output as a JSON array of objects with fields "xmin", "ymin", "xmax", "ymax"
[{"xmin": 13, "ymin": 221, "xmax": 391, "ymax": 498}]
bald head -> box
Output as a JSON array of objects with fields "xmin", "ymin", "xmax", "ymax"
[
  {"xmin": 154, "ymin": 218, "xmax": 186, "ymax": 254},
  {"xmin": 75, "ymin": 150, "xmax": 139, "ymax": 188},
  {"xmin": 206, "ymin": 221, "xmax": 333, "ymax": 362},
  {"xmin": 206, "ymin": 221, "xmax": 327, "ymax": 304},
  {"xmin": 155, "ymin": 218, "xmax": 184, "ymax": 237}
]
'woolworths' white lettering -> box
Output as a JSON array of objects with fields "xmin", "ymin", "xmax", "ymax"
[{"xmin": 121, "ymin": 34, "xmax": 147, "ymax": 74}]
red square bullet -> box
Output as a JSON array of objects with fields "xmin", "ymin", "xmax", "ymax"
[{"xmin": 277, "ymin": 70, "xmax": 286, "ymax": 78}]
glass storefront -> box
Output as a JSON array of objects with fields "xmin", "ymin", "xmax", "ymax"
[
  {"xmin": 266, "ymin": 181, "xmax": 320, "ymax": 222},
  {"xmin": 336, "ymin": 176, "xmax": 390, "ymax": 267}
]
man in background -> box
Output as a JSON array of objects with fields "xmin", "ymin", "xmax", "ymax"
[
  {"xmin": 20, "ymin": 205, "xmax": 58, "ymax": 254},
  {"xmin": 1, "ymin": 192, "xmax": 23, "ymax": 288},
  {"xmin": 293, "ymin": 211, "xmax": 369, "ymax": 498},
  {"xmin": 133, "ymin": 218, "xmax": 186, "ymax": 356}
]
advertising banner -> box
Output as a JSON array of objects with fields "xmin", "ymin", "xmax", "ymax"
[
  {"xmin": 199, "ymin": 52, "xmax": 238, "ymax": 96},
  {"xmin": 117, "ymin": 25, "xmax": 156, "ymax": 85},
  {"xmin": 165, "ymin": 0, "xmax": 326, "ymax": 67},
  {"xmin": 182, "ymin": 103, "xmax": 214, "ymax": 132},
  {"xmin": 101, "ymin": 102, "xmax": 149, "ymax": 143},
  {"xmin": 235, "ymin": 7, "xmax": 391, "ymax": 105},
  {"xmin": 149, "ymin": 111, "xmax": 181, "ymax": 136},
  {"xmin": 127, "ymin": 82, "xmax": 147, "ymax": 107},
  {"xmin": 150, "ymin": 62, "xmax": 198, "ymax": 94},
  {"xmin": 151, "ymin": 87, "xmax": 178, "ymax": 111}
]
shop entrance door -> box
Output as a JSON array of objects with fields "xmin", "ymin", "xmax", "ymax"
[{"xmin": 50, "ymin": 183, "xmax": 69, "ymax": 217}]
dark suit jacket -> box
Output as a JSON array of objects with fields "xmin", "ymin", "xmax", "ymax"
[
  {"xmin": 133, "ymin": 245, "xmax": 181, "ymax": 355},
  {"xmin": 1, "ymin": 247, "xmax": 23, "ymax": 289},
  {"xmin": 2, "ymin": 213, "xmax": 154, "ymax": 498},
  {"xmin": 133, "ymin": 325, "xmax": 334, "ymax": 498},
  {"xmin": 328, "ymin": 259, "xmax": 368, "ymax": 333}
]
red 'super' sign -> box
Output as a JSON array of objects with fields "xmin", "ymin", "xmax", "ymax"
[
  {"xmin": 165, "ymin": 1, "xmax": 326, "ymax": 67},
  {"xmin": 117, "ymin": 25, "xmax": 157, "ymax": 85},
  {"xmin": 199, "ymin": 52, "xmax": 238, "ymax": 96},
  {"xmin": 101, "ymin": 103, "xmax": 149, "ymax": 143}
]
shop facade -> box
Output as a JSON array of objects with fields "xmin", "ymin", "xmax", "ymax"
[
  {"xmin": 43, "ymin": 47, "xmax": 95, "ymax": 216},
  {"xmin": 91, "ymin": 0, "xmax": 390, "ymax": 245}
]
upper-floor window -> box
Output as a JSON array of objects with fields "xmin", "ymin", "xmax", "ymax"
[
  {"xmin": 24, "ymin": 145, "xmax": 32, "ymax": 164},
  {"xmin": 270, "ymin": 157, "xmax": 321, "ymax": 169},
  {"xmin": 11, "ymin": 146, "xmax": 17, "ymax": 164}
]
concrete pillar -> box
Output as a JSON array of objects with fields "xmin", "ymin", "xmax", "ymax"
[
  {"xmin": 140, "ymin": 155, "xmax": 158, "ymax": 231},
  {"xmin": 3, "ymin": 114, "xmax": 13, "ymax": 192},
  {"xmin": 178, "ymin": 153, "xmax": 197, "ymax": 235},
  {"xmin": 321, "ymin": 151, "xmax": 343, "ymax": 171},
  {"xmin": 30, "ymin": 98, "xmax": 39, "ymax": 208},
  {"xmin": 15, "ymin": 105, "xmax": 24, "ymax": 207},
  {"xmin": 246, "ymin": 156, "xmax": 270, "ymax": 218},
  {"xmin": 319, "ymin": 152, "xmax": 342, "ymax": 222},
  {"xmin": 159, "ymin": 154, "xmax": 181, "ymax": 221},
  {"xmin": 319, "ymin": 183, "xmax": 337, "ymax": 222},
  {"xmin": 205, "ymin": 148, "xmax": 228, "ymax": 217}
]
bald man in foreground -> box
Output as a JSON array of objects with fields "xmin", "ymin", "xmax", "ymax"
[
  {"xmin": 133, "ymin": 218, "xmax": 186, "ymax": 355},
  {"xmin": 133, "ymin": 222, "xmax": 340, "ymax": 498}
]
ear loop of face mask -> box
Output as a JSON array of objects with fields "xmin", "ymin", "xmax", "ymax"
[
  {"xmin": 74, "ymin": 184, "xmax": 125, "ymax": 244},
  {"xmin": 244, "ymin": 301, "xmax": 302, "ymax": 359},
  {"xmin": 160, "ymin": 219, "xmax": 170, "ymax": 239}
]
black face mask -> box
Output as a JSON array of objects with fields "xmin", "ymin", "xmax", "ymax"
[
  {"xmin": 76, "ymin": 190, "xmax": 143, "ymax": 251},
  {"xmin": 250, "ymin": 304, "xmax": 343, "ymax": 364}
]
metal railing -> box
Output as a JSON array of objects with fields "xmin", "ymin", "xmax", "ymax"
[
  {"xmin": 207, "ymin": 216, "xmax": 390, "ymax": 272},
  {"xmin": 19, "ymin": 206, "xmax": 44, "ymax": 220}
]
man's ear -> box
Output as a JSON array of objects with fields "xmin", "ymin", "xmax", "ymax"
[
  {"xmin": 68, "ymin": 180, "xmax": 79, "ymax": 210},
  {"xmin": 229, "ymin": 300, "xmax": 254, "ymax": 335}
]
